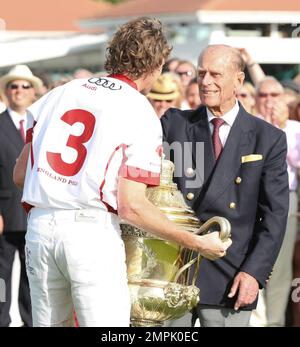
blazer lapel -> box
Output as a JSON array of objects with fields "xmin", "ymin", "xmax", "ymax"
[
  {"xmin": 188, "ymin": 107, "xmax": 215, "ymax": 185},
  {"xmin": 1, "ymin": 111, "xmax": 24, "ymax": 150},
  {"xmin": 198, "ymin": 106, "xmax": 255, "ymax": 213}
]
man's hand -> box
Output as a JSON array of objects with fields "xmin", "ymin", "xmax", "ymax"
[
  {"xmin": 271, "ymin": 99, "xmax": 289, "ymax": 129},
  {"xmin": 0, "ymin": 215, "xmax": 4, "ymax": 235},
  {"xmin": 198, "ymin": 231, "xmax": 232, "ymax": 261},
  {"xmin": 228, "ymin": 271, "xmax": 259, "ymax": 310},
  {"xmin": 237, "ymin": 48, "xmax": 253, "ymax": 66}
]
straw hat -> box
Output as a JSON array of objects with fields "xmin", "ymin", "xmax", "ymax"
[
  {"xmin": 148, "ymin": 73, "xmax": 180, "ymax": 101},
  {"xmin": 0, "ymin": 64, "xmax": 43, "ymax": 91}
]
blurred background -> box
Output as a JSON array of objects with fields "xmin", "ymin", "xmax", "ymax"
[{"xmin": 0, "ymin": 0, "xmax": 299, "ymax": 81}]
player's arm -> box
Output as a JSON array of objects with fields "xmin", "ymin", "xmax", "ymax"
[
  {"xmin": 117, "ymin": 177, "xmax": 232, "ymax": 259},
  {"xmin": 13, "ymin": 143, "xmax": 31, "ymax": 188}
]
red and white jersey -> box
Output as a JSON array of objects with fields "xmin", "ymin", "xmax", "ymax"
[{"xmin": 22, "ymin": 76, "xmax": 162, "ymax": 212}]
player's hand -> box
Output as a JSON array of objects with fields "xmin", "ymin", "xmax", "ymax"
[
  {"xmin": 197, "ymin": 231, "xmax": 232, "ymax": 261},
  {"xmin": 228, "ymin": 271, "xmax": 259, "ymax": 310}
]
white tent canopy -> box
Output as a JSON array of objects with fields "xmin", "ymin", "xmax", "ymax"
[{"xmin": 0, "ymin": 33, "xmax": 108, "ymax": 72}]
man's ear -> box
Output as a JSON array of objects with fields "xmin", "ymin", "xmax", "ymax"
[
  {"xmin": 237, "ymin": 71, "xmax": 245, "ymax": 87},
  {"xmin": 234, "ymin": 71, "xmax": 245, "ymax": 93}
]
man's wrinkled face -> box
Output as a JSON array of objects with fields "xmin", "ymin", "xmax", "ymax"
[{"xmin": 198, "ymin": 49, "xmax": 244, "ymax": 115}]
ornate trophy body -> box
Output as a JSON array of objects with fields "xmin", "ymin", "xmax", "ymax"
[{"xmin": 120, "ymin": 159, "xmax": 231, "ymax": 327}]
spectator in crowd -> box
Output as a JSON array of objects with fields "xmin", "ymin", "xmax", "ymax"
[
  {"xmin": 185, "ymin": 77, "xmax": 201, "ymax": 110},
  {"xmin": 51, "ymin": 74, "xmax": 72, "ymax": 89},
  {"xmin": 162, "ymin": 58, "xmax": 180, "ymax": 73},
  {"xmin": 237, "ymin": 48, "xmax": 265, "ymax": 86},
  {"xmin": 290, "ymin": 94, "xmax": 300, "ymax": 327},
  {"xmin": 175, "ymin": 60, "xmax": 197, "ymax": 89},
  {"xmin": 147, "ymin": 72, "xmax": 181, "ymax": 118},
  {"xmin": 0, "ymin": 93, "xmax": 6, "ymax": 113},
  {"xmin": 238, "ymin": 51, "xmax": 300, "ymax": 327},
  {"xmin": 175, "ymin": 60, "xmax": 197, "ymax": 109},
  {"xmin": 281, "ymin": 85, "xmax": 300, "ymax": 328},
  {"xmin": 294, "ymin": 74, "xmax": 300, "ymax": 88},
  {"xmin": 236, "ymin": 81, "xmax": 256, "ymax": 114},
  {"xmin": 255, "ymin": 77, "xmax": 287, "ymax": 126},
  {"xmin": 254, "ymin": 76, "xmax": 300, "ymax": 326},
  {"xmin": 34, "ymin": 72, "xmax": 52, "ymax": 99},
  {"xmin": 290, "ymin": 96, "xmax": 300, "ymax": 122},
  {"xmin": 280, "ymin": 81, "xmax": 300, "ymax": 119},
  {"xmin": 0, "ymin": 64, "xmax": 42, "ymax": 327},
  {"xmin": 73, "ymin": 68, "xmax": 93, "ymax": 79},
  {"xmin": 161, "ymin": 44, "xmax": 289, "ymax": 327},
  {"xmin": 282, "ymin": 80, "xmax": 300, "ymax": 96},
  {"xmin": 292, "ymin": 213, "xmax": 300, "ymax": 326}
]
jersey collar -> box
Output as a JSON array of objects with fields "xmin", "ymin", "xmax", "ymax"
[{"xmin": 108, "ymin": 74, "xmax": 138, "ymax": 90}]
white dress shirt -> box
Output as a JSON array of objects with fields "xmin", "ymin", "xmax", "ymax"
[
  {"xmin": 7, "ymin": 107, "xmax": 28, "ymax": 133},
  {"xmin": 207, "ymin": 100, "xmax": 240, "ymax": 147}
]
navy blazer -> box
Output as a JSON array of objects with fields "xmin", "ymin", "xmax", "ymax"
[
  {"xmin": 0, "ymin": 110, "xmax": 27, "ymax": 232},
  {"xmin": 161, "ymin": 104, "xmax": 289, "ymax": 309}
]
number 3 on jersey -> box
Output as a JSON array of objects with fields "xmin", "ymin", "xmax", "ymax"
[{"xmin": 46, "ymin": 109, "xmax": 96, "ymax": 176}]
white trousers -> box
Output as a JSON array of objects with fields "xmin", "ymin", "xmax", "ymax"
[{"xmin": 25, "ymin": 207, "xmax": 130, "ymax": 327}]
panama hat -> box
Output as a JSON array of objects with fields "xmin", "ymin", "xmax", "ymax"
[
  {"xmin": 148, "ymin": 73, "xmax": 180, "ymax": 101},
  {"xmin": 0, "ymin": 64, "xmax": 43, "ymax": 91}
]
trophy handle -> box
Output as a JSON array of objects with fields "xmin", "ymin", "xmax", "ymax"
[
  {"xmin": 195, "ymin": 216, "xmax": 231, "ymax": 241},
  {"xmin": 173, "ymin": 256, "xmax": 199, "ymax": 283},
  {"xmin": 173, "ymin": 216, "xmax": 231, "ymax": 284}
]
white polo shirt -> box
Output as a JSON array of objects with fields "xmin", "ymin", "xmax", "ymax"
[{"xmin": 22, "ymin": 76, "xmax": 162, "ymax": 212}]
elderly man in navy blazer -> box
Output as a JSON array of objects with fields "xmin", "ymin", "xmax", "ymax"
[{"xmin": 161, "ymin": 45, "xmax": 289, "ymax": 327}]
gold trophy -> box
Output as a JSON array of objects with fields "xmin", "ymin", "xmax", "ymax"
[{"xmin": 120, "ymin": 159, "xmax": 231, "ymax": 327}]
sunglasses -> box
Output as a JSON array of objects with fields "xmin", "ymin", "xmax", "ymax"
[
  {"xmin": 8, "ymin": 83, "xmax": 33, "ymax": 90},
  {"xmin": 258, "ymin": 92, "xmax": 281, "ymax": 98},
  {"xmin": 176, "ymin": 71, "xmax": 193, "ymax": 77}
]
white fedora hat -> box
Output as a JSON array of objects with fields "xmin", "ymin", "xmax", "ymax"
[{"xmin": 0, "ymin": 64, "xmax": 43, "ymax": 91}]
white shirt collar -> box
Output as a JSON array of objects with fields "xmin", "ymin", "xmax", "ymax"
[
  {"xmin": 7, "ymin": 107, "xmax": 28, "ymax": 130},
  {"xmin": 206, "ymin": 99, "xmax": 240, "ymax": 127}
]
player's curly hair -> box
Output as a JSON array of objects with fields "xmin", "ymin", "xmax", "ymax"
[{"xmin": 105, "ymin": 17, "xmax": 172, "ymax": 79}]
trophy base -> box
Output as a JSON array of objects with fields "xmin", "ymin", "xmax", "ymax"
[
  {"xmin": 129, "ymin": 280, "xmax": 199, "ymax": 327},
  {"xmin": 131, "ymin": 318, "xmax": 164, "ymax": 327}
]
